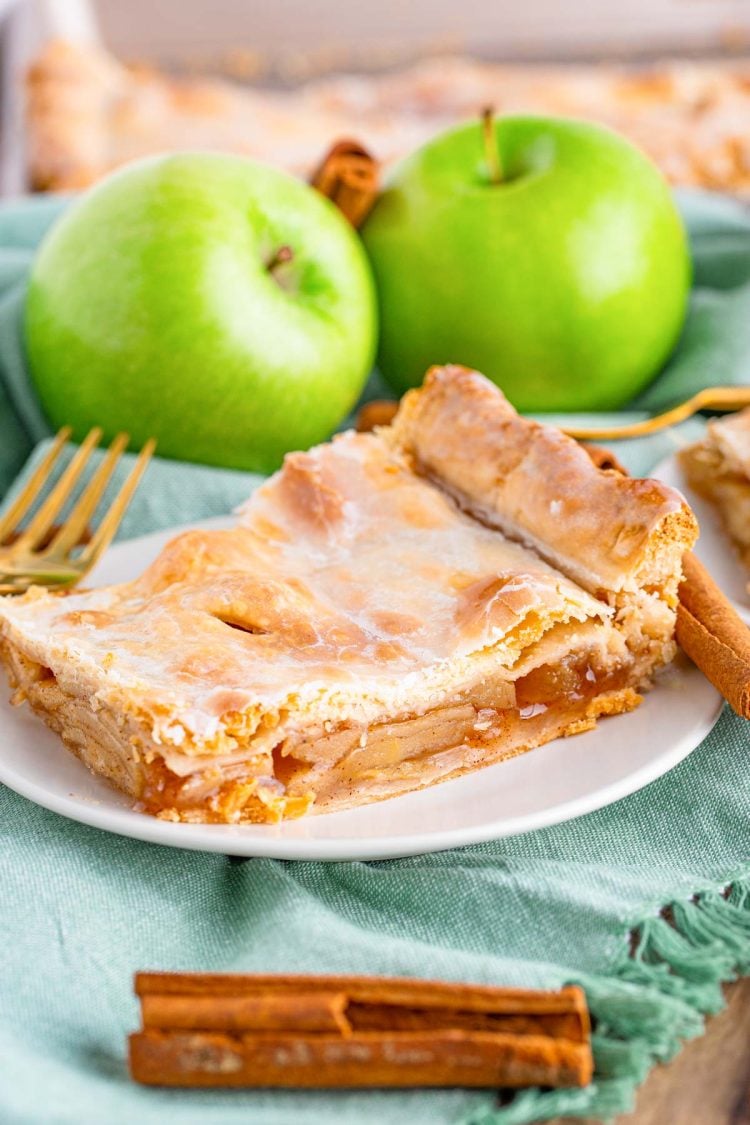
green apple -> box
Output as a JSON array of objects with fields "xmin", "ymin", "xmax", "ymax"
[
  {"xmin": 25, "ymin": 153, "xmax": 377, "ymax": 472},
  {"xmin": 362, "ymin": 115, "xmax": 690, "ymax": 410}
]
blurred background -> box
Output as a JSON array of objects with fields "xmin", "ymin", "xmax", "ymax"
[
  {"xmin": 2, "ymin": 0, "xmax": 750, "ymax": 195},
  {"xmin": 7, "ymin": 0, "xmax": 750, "ymax": 69}
]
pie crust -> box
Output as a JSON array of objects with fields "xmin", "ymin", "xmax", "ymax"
[
  {"xmin": 0, "ymin": 366, "xmax": 697, "ymax": 823},
  {"xmin": 26, "ymin": 40, "xmax": 750, "ymax": 193},
  {"xmin": 680, "ymin": 409, "xmax": 750, "ymax": 577}
]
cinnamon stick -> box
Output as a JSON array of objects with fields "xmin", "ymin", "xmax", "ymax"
[
  {"xmin": 676, "ymin": 553, "xmax": 750, "ymax": 718},
  {"xmin": 583, "ymin": 444, "xmax": 628, "ymax": 475},
  {"xmin": 310, "ymin": 140, "xmax": 380, "ymax": 228},
  {"xmin": 130, "ymin": 1027, "xmax": 591, "ymax": 1089},
  {"xmin": 141, "ymin": 991, "xmax": 350, "ymax": 1035},
  {"xmin": 129, "ymin": 973, "xmax": 592, "ymax": 1089},
  {"xmin": 356, "ymin": 398, "xmax": 397, "ymax": 432},
  {"xmin": 135, "ymin": 972, "xmax": 589, "ymax": 1023}
]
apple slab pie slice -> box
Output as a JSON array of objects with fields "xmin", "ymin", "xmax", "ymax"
[
  {"xmin": 0, "ymin": 366, "xmax": 697, "ymax": 824},
  {"xmin": 679, "ymin": 408, "xmax": 750, "ymax": 581}
]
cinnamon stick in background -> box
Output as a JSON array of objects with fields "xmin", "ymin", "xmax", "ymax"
[
  {"xmin": 582, "ymin": 443, "xmax": 628, "ymax": 475},
  {"xmin": 355, "ymin": 401, "xmax": 750, "ymax": 718},
  {"xmin": 356, "ymin": 399, "xmax": 397, "ymax": 431},
  {"xmin": 310, "ymin": 140, "xmax": 380, "ymax": 228},
  {"xmin": 129, "ymin": 973, "xmax": 592, "ymax": 1089}
]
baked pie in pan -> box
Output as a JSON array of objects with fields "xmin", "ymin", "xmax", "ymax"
[
  {"xmin": 26, "ymin": 40, "xmax": 750, "ymax": 194},
  {"xmin": 0, "ymin": 366, "xmax": 698, "ymax": 823}
]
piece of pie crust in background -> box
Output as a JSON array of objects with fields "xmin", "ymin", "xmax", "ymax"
[
  {"xmin": 0, "ymin": 366, "xmax": 698, "ymax": 825},
  {"xmin": 680, "ymin": 408, "xmax": 750, "ymax": 581},
  {"xmin": 26, "ymin": 39, "xmax": 750, "ymax": 193}
]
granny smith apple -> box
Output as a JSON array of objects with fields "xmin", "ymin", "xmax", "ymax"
[
  {"xmin": 362, "ymin": 115, "xmax": 690, "ymax": 410},
  {"xmin": 25, "ymin": 153, "xmax": 377, "ymax": 472}
]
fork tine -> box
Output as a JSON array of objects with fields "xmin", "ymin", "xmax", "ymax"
[
  {"xmin": 79, "ymin": 438, "xmax": 156, "ymax": 569},
  {"xmin": 45, "ymin": 432, "xmax": 130, "ymax": 557},
  {"xmin": 9, "ymin": 428, "xmax": 103, "ymax": 554},
  {"xmin": 0, "ymin": 427, "xmax": 71, "ymax": 543}
]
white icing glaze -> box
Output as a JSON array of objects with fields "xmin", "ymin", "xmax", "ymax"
[{"xmin": 0, "ymin": 429, "xmax": 610, "ymax": 747}]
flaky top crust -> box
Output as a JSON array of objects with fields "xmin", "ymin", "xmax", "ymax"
[
  {"xmin": 0, "ymin": 366, "xmax": 695, "ymax": 755},
  {"xmin": 389, "ymin": 366, "xmax": 697, "ymax": 596}
]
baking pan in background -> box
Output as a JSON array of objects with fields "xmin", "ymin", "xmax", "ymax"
[{"xmin": 2, "ymin": 0, "xmax": 750, "ymax": 196}]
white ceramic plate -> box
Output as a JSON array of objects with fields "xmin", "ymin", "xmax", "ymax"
[
  {"xmin": 0, "ymin": 516, "xmax": 722, "ymax": 860},
  {"xmin": 654, "ymin": 453, "xmax": 750, "ymax": 624}
]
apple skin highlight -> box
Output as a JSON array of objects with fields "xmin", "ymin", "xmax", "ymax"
[
  {"xmin": 362, "ymin": 114, "xmax": 691, "ymax": 412},
  {"xmin": 24, "ymin": 153, "xmax": 377, "ymax": 473}
]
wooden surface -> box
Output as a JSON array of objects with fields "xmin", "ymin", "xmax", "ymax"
[{"xmin": 550, "ymin": 978, "xmax": 750, "ymax": 1125}]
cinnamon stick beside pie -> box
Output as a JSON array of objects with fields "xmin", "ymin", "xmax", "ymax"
[{"xmin": 0, "ymin": 366, "xmax": 698, "ymax": 824}]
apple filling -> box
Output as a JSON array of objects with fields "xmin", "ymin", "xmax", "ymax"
[
  {"xmin": 136, "ymin": 648, "xmax": 634, "ymax": 822},
  {"xmin": 2, "ymin": 613, "xmax": 637, "ymax": 827}
]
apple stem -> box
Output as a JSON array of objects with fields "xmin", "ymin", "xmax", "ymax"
[
  {"xmin": 267, "ymin": 245, "xmax": 294, "ymax": 273},
  {"xmin": 482, "ymin": 107, "xmax": 502, "ymax": 185}
]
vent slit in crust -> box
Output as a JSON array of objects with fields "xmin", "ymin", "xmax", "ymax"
[{"xmin": 216, "ymin": 617, "xmax": 271, "ymax": 637}]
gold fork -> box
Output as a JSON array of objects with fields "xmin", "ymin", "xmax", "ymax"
[
  {"xmin": 560, "ymin": 386, "xmax": 750, "ymax": 440},
  {"xmin": 0, "ymin": 428, "xmax": 156, "ymax": 596}
]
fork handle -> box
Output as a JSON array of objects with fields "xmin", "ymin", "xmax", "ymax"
[
  {"xmin": 696, "ymin": 387, "xmax": 750, "ymax": 411},
  {"xmin": 565, "ymin": 385, "xmax": 750, "ymax": 442}
]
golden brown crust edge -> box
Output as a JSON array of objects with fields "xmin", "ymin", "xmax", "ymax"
[{"xmin": 388, "ymin": 365, "xmax": 698, "ymax": 598}]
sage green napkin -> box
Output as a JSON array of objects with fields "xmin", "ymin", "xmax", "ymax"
[{"xmin": 0, "ymin": 194, "xmax": 749, "ymax": 1125}]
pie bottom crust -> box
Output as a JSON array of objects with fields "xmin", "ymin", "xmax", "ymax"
[{"xmin": 2, "ymin": 640, "xmax": 648, "ymax": 824}]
